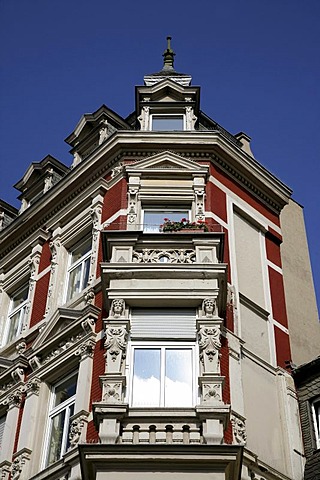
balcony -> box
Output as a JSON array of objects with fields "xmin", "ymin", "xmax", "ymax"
[{"xmin": 100, "ymin": 229, "xmax": 227, "ymax": 311}]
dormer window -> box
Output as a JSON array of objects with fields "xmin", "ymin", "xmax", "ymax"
[{"xmin": 151, "ymin": 114, "xmax": 185, "ymax": 131}]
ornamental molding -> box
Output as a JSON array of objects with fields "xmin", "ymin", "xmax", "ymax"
[
  {"xmin": 2, "ymin": 384, "xmax": 25, "ymax": 408},
  {"xmin": 11, "ymin": 368, "xmax": 25, "ymax": 383},
  {"xmin": 42, "ymin": 331, "xmax": 85, "ymax": 365},
  {"xmin": 69, "ymin": 410, "xmax": 89, "ymax": 448},
  {"xmin": 231, "ymin": 412, "xmax": 247, "ymax": 445},
  {"xmin": 11, "ymin": 449, "xmax": 31, "ymax": 480},
  {"xmin": 16, "ymin": 341, "xmax": 27, "ymax": 356},
  {"xmin": 75, "ymin": 338, "xmax": 96, "ymax": 359},
  {"xmin": 198, "ymin": 326, "xmax": 221, "ymax": 360},
  {"xmin": 203, "ymin": 383, "xmax": 222, "ymax": 403},
  {"xmin": 104, "ymin": 324, "xmax": 129, "ymax": 374},
  {"xmin": 25, "ymin": 377, "xmax": 41, "ymax": 396},
  {"xmin": 89, "ymin": 203, "xmax": 102, "ymax": 286},
  {"xmin": 104, "ymin": 326, "xmax": 127, "ymax": 361},
  {"xmin": 0, "ymin": 461, "xmax": 11, "ymax": 480},
  {"xmin": 132, "ymin": 248, "xmax": 196, "ymax": 264}
]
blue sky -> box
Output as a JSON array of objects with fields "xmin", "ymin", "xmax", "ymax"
[{"xmin": 1, "ymin": 0, "xmax": 319, "ymax": 311}]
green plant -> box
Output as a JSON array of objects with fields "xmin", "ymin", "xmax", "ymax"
[{"xmin": 160, "ymin": 218, "xmax": 209, "ymax": 232}]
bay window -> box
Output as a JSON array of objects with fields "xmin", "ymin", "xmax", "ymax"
[
  {"xmin": 45, "ymin": 372, "xmax": 78, "ymax": 466},
  {"xmin": 66, "ymin": 238, "xmax": 91, "ymax": 301}
]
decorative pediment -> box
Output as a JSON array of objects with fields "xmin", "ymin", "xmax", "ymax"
[
  {"xmin": 31, "ymin": 305, "xmax": 100, "ymax": 353},
  {"xmin": 65, "ymin": 105, "xmax": 131, "ymax": 148},
  {"xmin": 125, "ymin": 151, "xmax": 208, "ymax": 177}
]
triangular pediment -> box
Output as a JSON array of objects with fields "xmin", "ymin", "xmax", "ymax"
[
  {"xmin": 31, "ymin": 308, "xmax": 84, "ymax": 351},
  {"xmin": 125, "ymin": 151, "xmax": 208, "ymax": 175}
]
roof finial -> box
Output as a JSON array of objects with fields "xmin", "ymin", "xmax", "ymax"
[{"xmin": 162, "ymin": 36, "xmax": 175, "ymax": 70}]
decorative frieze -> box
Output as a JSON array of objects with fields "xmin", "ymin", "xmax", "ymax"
[
  {"xmin": 42, "ymin": 332, "xmax": 84, "ymax": 365},
  {"xmin": 132, "ymin": 248, "xmax": 196, "ymax": 264}
]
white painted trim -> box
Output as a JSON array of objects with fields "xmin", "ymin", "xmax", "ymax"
[
  {"xmin": 102, "ymin": 209, "xmax": 128, "ymax": 228},
  {"xmin": 205, "ymin": 211, "xmax": 228, "ymax": 230},
  {"xmin": 266, "ymin": 259, "xmax": 283, "ymax": 275},
  {"xmin": 272, "ymin": 320, "xmax": 289, "ymax": 334},
  {"xmin": 208, "ymin": 176, "xmax": 281, "ymax": 234}
]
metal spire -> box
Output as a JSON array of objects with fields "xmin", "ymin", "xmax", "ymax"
[{"xmin": 162, "ymin": 36, "xmax": 175, "ymax": 70}]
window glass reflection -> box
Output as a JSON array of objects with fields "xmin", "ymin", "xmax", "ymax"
[{"xmin": 132, "ymin": 349, "xmax": 161, "ymax": 406}]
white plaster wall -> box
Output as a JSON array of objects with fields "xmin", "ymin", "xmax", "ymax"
[
  {"xmin": 280, "ymin": 199, "xmax": 320, "ymax": 365},
  {"xmin": 242, "ymin": 357, "xmax": 290, "ymax": 476},
  {"xmin": 240, "ymin": 303, "xmax": 270, "ymax": 362},
  {"xmin": 233, "ymin": 212, "xmax": 265, "ymax": 308}
]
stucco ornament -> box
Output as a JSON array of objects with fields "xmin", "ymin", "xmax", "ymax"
[
  {"xmin": 185, "ymin": 105, "xmax": 197, "ymax": 130},
  {"xmin": 25, "ymin": 377, "xmax": 41, "ymax": 396},
  {"xmin": 198, "ymin": 326, "xmax": 221, "ymax": 373},
  {"xmin": 138, "ymin": 106, "xmax": 150, "ymax": 130},
  {"xmin": 110, "ymin": 298, "xmax": 125, "ymax": 318},
  {"xmin": 203, "ymin": 383, "xmax": 222, "ymax": 403},
  {"xmin": 132, "ymin": 248, "xmax": 196, "ymax": 264},
  {"xmin": 202, "ymin": 297, "xmax": 217, "ymax": 317},
  {"xmin": 11, "ymin": 368, "xmax": 24, "ymax": 383},
  {"xmin": 103, "ymin": 383, "xmax": 121, "ymax": 403},
  {"xmin": 69, "ymin": 414, "xmax": 87, "ymax": 447},
  {"xmin": 231, "ymin": 415, "xmax": 247, "ymax": 444},
  {"xmin": 104, "ymin": 325, "xmax": 128, "ymax": 372},
  {"xmin": 127, "ymin": 187, "xmax": 138, "ymax": 224},
  {"xmin": 16, "ymin": 341, "xmax": 27, "ymax": 355},
  {"xmin": 75, "ymin": 339, "xmax": 96, "ymax": 359}
]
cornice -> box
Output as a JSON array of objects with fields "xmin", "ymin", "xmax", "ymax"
[{"xmin": 0, "ymin": 131, "xmax": 292, "ymax": 259}]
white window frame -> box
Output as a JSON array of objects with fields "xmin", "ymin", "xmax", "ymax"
[
  {"xmin": 312, "ymin": 397, "xmax": 320, "ymax": 448},
  {"xmin": 43, "ymin": 371, "xmax": 78, "ymax": 467},
  {"xmin": 2, "ymin": 285, "xmax": 29, "ymax": 346},
  {"xmin": 65, "ymin": 238, "xmax": 92, "ymax": 302},
  {"xmin": 142, "ymin": 207, "xmax": 191, "ymax": 233},
  {"xmin": 150, "ymin": 113, "xmax": 186, "ymax": 131},
  {"xmin": 128, "ymin": 342, "xmax": 197, "ymax": 408}
]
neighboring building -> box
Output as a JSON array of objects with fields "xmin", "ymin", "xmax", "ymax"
[
  {"xmin": 0, "ymin": 38, "xmax": 319, "ymax": 480},
  {"xmin": 293, "ymin": 357, "xmax": 320, "ymax": 480}
]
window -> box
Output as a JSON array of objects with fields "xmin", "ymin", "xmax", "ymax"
[
  {"xmin": 151, "ymin": 114, "xmax": 184, "ymax": 131},
  {"xmin": 3, "ymin": 285, "xmax": 29, "ymax": 345},
  {"xmin": 45, "ymin": 372, "xmax": 78, "ymax": 466},
  {"xmin": 143, "ymin": 208, "xmax": 190, "ymax": 233},
  {"xmin": 66, "ymin": 238, "xmax": 91, "ymax": 301},
  {"xmin": 312, "ymin": 398, "xmax": 320, "ymax": 448},
  {"xmin": 130, "ymin": 345, "xmax": 195, "ymax": 407}
]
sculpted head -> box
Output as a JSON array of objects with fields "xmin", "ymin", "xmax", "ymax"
[
  {"xmin": 202, "ymin": 297, "xmax": 216, "ymax": 317},
  {"xmin": 111, "ymin": 298, "xmax": 125, "ymax": 317}
]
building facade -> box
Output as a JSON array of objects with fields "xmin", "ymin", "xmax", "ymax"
[{"xmin": 0, "ymin": 39, "xmax": 319, "ymax": 480}]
